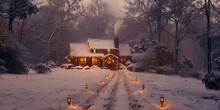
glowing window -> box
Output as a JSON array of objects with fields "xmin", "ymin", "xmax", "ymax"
[
  {"xmin": 79, "ymin": 58, "xmax": 87, "ymax": 65},
  {"xmin": 92, "ymin": 58, "xmax": 98, "ymax": 65}
]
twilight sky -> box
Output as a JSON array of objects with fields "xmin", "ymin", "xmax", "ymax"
[
  {"xmin": 36, "ymin": 0, "xmax": 125, "ymax": 33},
  {"xmin": 82, "ymin": 0, "xmax": 125, "ymax": 32}
]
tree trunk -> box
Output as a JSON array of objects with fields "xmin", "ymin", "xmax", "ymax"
[
  {"xmin": 175, "ymin": 21, "xmax": 179, "ymax": 69},
  {"xmin": 8, "ymin": 17, "xmax": 14, "ymax": 31},
  {"xmin": 205, "ymin": 0, "xmax": 211, "ymax": 74},
  {"xmin": 146, "ymin": 17, "xmax": 154, "ymax": 40},
  {"xmin": 157, "ymin": 1, "xmax": 162, "ymax": 42}
]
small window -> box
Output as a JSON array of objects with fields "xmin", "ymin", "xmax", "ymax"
[
  {"xmin": 92, "ymin": 58, "xmax": 98, "ymax": 65},
  {"xmin": 107, "ymin": 49, "xmax": 110, "ymax": 53},
  {"xmin": 79, "ymin": 58, "xmax": 87, "ymax": 65}
]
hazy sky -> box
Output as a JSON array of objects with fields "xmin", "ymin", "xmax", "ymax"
[
  {"xmin": 83, "ymin": 0, "xmax": 125, "ymax": 17},
  {"xmin": 82, "ymin": 0, "xmax": 125, "ymax": 33},
  {"xmin": 36, "ymin": 0, "xmax": 125, "ymax": 33},
  {"xmin": 37, "ymin": 0, "xmax": 125, "ymax": 17}
]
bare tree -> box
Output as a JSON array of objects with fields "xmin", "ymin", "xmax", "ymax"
[
  {"xmin": 24, "ymin": 0, "xmax": 82, "ymax": 64},
  {"xmin": 78, "ymin": 0, "xmax": 115, "ymax": 38},
  {"xmin": 164, "ymin": 0, "xmax": 199, "ymax": 67},
  {"xmin": 124, "ymin": 0, "xmax": 155, "ymax": 39}
]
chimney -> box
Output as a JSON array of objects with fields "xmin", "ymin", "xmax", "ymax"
[{"xmin": 114, "ymin": 36, "xmax": 119, "ymax": 48}]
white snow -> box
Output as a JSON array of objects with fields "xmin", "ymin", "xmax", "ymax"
[
  {"xmin": 0, "ymin": 68, "xmax": 219, "ymax": 110},
  {"xmin": 70, "ymin": 43, "xmax": 104, "ymax": 57},
  {"xmin": 87, "ymin": 38, "xmax": 116, "ymax": 49},
  {"xmin": 119, "ymin": 44, "xmax": 131, "ymax": 56}
]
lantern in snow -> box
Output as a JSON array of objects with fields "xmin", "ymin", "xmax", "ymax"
[
  {"xmin": 85, "ymin": 83, "xmax": 88, "ymax": 90},
  {"xmin": 160, "ymin": 96, "xmax": 164, "ymax": 107},
  {"xmin": 142, "ymin": 84, "xmax": 145, "ymax": 90},
  {"xmin": 67, "ymin": 95, "xmax": 72, "ymax": 105},
  {"xmin": 134, "ymin": 78, "xmax": 137, "ymax": 82}
]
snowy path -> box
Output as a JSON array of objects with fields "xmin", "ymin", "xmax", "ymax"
[
  {"xmin": 88, "ymin": 71, "xmax": 121, "ymax": 110},
  {"xmin": 87, "ymin": 70, "xmax": 140, "ymax": 110},
  {"xmin": 0, "ymin": 68, "xmax": 220, "ymax": 110},
  {"xmin": 112, "ymin": 71, "xmax": 131, "ymax": 110}
]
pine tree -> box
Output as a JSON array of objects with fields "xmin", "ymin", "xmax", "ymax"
[{"xmin": 0, "ymin": 0, "xmax": 38, "ymax": 31}]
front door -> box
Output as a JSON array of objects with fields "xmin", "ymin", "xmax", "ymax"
[{"xmin": 103, "ymin": 55, "xmax": 118, "ymax": 70}]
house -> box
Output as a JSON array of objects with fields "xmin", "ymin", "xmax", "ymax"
[{"xmin": 65, "ymin": 38, "xmax": 131, "ymax": 70}]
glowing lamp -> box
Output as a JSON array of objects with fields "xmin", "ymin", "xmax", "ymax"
[
  {"xmin": 160, "ymin": 96, "xmax": 164, "ymax": 107},
  {"xmin": 134, "ymin": 78, "xmax": 137, "ymax": 82},
  {"xmin": 142, "ymin": 84, "xmax": 145, "ymax": 90},
  {"xmin": 67, "ymin": 95, "xmax": 72, "ymax": 105},
  {"xmin": 100, "ymin": 80, "xmax": 103, "ymax": 84},
  {"xmin": 85, "ymin": 83, "xmax": 88, "ymax": 90}
]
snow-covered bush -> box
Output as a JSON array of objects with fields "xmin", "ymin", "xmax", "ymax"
[
  {"xmin": 131, "ymin": 36, "xmax": 175, "ymax": 72},
  {"xmin": 47, "ymin": 60, "xmax": 56, "ymax": 68},
  {"xmin": 84, "ymin": 66, "xmax": 90, "ymax": 70},
  {"xmin": 131, "ymin": 44, "xmax": 175, "ymax": 72},
  {"xmin": 91, "ymin": 65, "xmax": 101, "ymax": 70},
  {"xmin": 125, "ymin": 60, "xmax": 131, "ymax": 66},
  {"xmin": 119, "ymin": 63, "xmax": 127, "ymax": 69},
  {"xmin": 74, "ymin": 66, "xmax": 83, "ymax": 70},
  {"xmin": 214, "ymin": 57, "xmax": 220, "ymax": 70},
  {"xmin": 178, "ymin": 68, "xmax": 201, "ymax": 79},
  {"xmin": 127, "ymin": 63, "xmax": 145, "ymax": 72},
  {"xmin": 156, "ymin": 65, "xmax": 175, "ymax": 75},
  {"xmin": 176, "ymin": 57, "xmax": 201, "ymax": 79},
  {"xmin": 61, "ymin": 63, "xmax": 73, "ymax": 69},
  {"xmin": 202, "ymin": 73, "xmax": 220, "ymax": 90},
  {"xmin": 132, "ymin": 36, "xmax": 158, "ymax": 53},
  {"xmin": 33, "ymin": 63, "xmax": 51, "ymax": 74},
  {"xmin": 179, "ymin": 57, "xmax": 193, "ymax": 69},
  {"xmin": 153, "ymin": 45, "xmax": 175, "ymax": 67},
  {"xmin": 0, "ymin": 37, "xmax": 29, "ymax": 74}
]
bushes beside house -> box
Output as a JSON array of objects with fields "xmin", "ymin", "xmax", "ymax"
[{"xmin": 33, "ymin": 63, "xmax": 51, "ymax": 74}]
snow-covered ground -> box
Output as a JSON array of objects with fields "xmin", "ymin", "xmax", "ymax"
[{"xmin": 0, "ymin": 68, "xmax": 219, "ymax": 110}]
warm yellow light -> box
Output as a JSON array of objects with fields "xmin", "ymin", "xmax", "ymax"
[
  {"xmin": 72, "ymin": 105, "xmax": 77, "ymax": 109},
  {"xmin": 67, "ymin": 59, "xmax": 71, "ymax": 63},
  {"xmin": 67, "ymin": 95, "xmax": 72, "ymax": 105},
  {"xmin": 160, "ymin": 96, "xmax": 164, "ymax": 107},
  {"xmin": 107, "ymin": 49, "xmax": 110, "ymax": 53},
  {"xmin": 107, "ymin": 60, "xmax": 111, "ymax": 64},
  {"xmin": 85, "ymin": 83, "xmax": 88, "ymax": 90}
]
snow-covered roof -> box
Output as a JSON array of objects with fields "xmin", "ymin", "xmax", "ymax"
[
  {"xmin": 101, "ymin": 53, "xmax": 119, "ymax": 59},
  {"xmin": 87, "ymin": 38, "xmax": 116, "ymax": 49},
  {"xmin": 70, "ymin": 43, "xmax": 104, "ymax": 57},
  {"xmin": 119, "ymin": 44, "xmax": 131, "ymax": 56}
]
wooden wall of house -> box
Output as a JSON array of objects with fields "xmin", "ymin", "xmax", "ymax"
[
  {"xmin": 72, "ymin": 57, "xmax": 103, "ymax": 67},
  {"xmin": 119, "ymin": 56, "xmax": 131, "ymax": 65},
  {"xmin": 87, "ymin": 58, "xmax": 92, "ymax": 66},
  {"xmin": 110, "ymin": 49, "xmax": 119, "ymax": 56}
]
